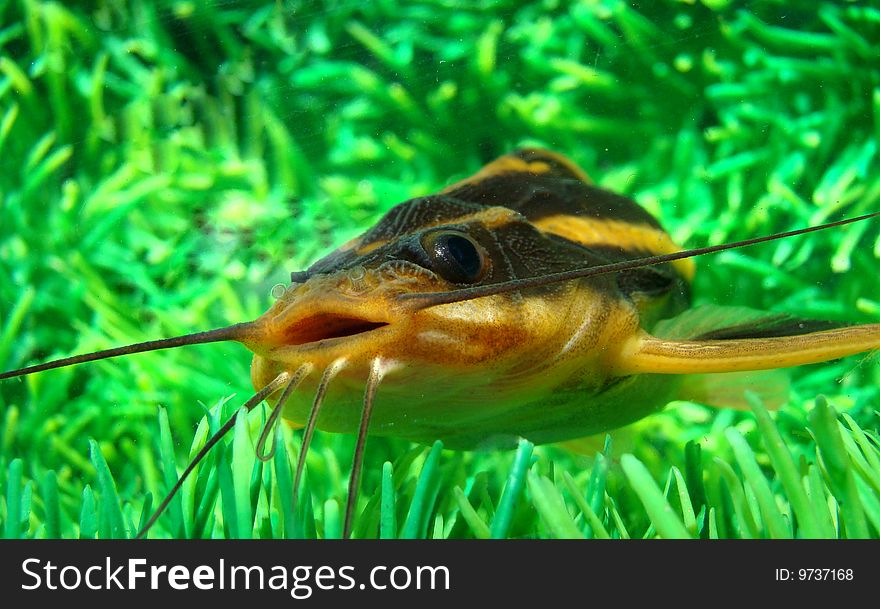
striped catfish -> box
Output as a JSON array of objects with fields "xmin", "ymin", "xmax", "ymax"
[{"xmin": 3, "ymin": 148, "xmax": 879, "ymax": 536}]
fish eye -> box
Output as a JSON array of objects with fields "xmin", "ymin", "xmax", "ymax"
[{"xmin": 423, "ymin": 231, "xmax": 489, "ymax": 284}]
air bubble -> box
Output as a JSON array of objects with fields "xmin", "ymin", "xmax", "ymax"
[{"xmin": 271, "ymin": 284, "xmax": 287, "ymax": 299}]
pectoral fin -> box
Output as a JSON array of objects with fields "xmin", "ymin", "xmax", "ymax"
[{"xmin": 610, "ymin": 313, "xmax": 880, "ymax": 376}]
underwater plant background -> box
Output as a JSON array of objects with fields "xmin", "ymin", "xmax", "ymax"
[{"xmin": 1, "ymin": 0, "xmax": 879, "ymax": 538}]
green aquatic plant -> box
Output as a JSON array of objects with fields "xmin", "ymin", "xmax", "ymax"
[{"xmin": 1, "ymin": 0, "xmax": 879, "ymax": 538}]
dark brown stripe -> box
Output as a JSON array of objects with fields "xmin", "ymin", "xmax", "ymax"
[
  {"xmin": 305, "ymin": 196, "xmax": 487, "ymax": 276},
  {"xmin": 359, "ymin": 196, "xmax": 487, "ymax": 245},
  {"xmin": 445, "ymin": 174, "xmax": 664, "ymax": 230}
]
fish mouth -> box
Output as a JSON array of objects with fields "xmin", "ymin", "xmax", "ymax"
[{"xmin": 278, "ymin": 312, "xmax": 390, "ymax": 346}]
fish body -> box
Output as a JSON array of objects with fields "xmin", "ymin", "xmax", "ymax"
[{"xmin": 245, "ymin": 148, "xmax": 880, "ymax": 450}]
